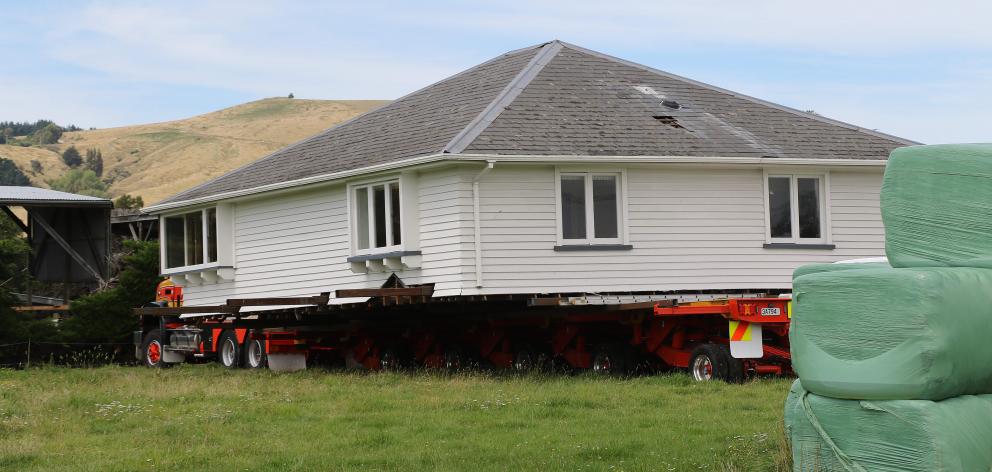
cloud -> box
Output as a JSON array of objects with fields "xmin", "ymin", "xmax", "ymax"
[{"xmin": 2, "ymin": 0, "xmax": 988, "ymax": 142}]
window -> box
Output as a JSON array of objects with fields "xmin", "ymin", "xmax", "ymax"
[
  {"xmin": 164, "ymin": 209, "xmax": 218, "ymax": 269},
  {"xmin": 352, "ymin": 180, "xmax": 402, "ymax": 252},
  {"xmin": 558, "ymin": 172, "xmax": 623, "ymax": 243},
  {"xmin": 766, "ymin": 174, "xmax": 826, "ymax": 243}
]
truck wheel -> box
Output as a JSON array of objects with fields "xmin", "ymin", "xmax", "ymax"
[
  {"xmin": 244, "ymin": 337, "xmax": 267, "ymax": 369},
  {"xmin": 719, "ymin": 345, "xmax": 745, "ymax": 383},
  {"xmin": 591, "ymin": 344, "xmax": 631, "ymax": 376},
  {"xmin": 142, "ymin": 329, "xmax": 168, "ymax": 368},
  {"xmin": 689, "ymin": 344, "xmax": 729, "ymax": 381},
  {"xmin": 218, "ymin": 330, "xmax": 241, "ymax": 369}
]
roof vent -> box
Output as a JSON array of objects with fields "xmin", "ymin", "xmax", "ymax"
[{"xmin": 662, "ymin": 99, "xmax": 681, "ymax": 109}]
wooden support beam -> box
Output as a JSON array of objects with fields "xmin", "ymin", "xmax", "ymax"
[
  {"xmin": 226, "ymin": 292, "xmax": 330, "ymax": 307},
  {"xmin": 13, "ymin": 305, "xmax": 70, "ymax": 312},
  {"xmin": 335, "ymin": 287, "xmax": 434, "ymax": 298},
  {"xmin": 133, "ymin": 306, "xmax": 236, "ymax": 316},
  {"xmin": 30, "ymin": 211, "xmax": 104, "ymax": 284}
]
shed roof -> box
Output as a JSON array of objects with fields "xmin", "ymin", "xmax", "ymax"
[
  {"xmin": 154, "ymin": 40, "xmax": 916, "ymax": 208},
  {"xmin": 0, "ymin": 186, "xmax": 112, "ymax": 207}
]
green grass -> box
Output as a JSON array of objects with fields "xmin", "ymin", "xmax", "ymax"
[{"xmin": 0, "ymin": 366, "xmax": 793, "ymax": 471}]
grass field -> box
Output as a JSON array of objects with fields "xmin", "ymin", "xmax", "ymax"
[{"xmin": 0, "ymin": 366, "xmax": 793, "ymax": 471}]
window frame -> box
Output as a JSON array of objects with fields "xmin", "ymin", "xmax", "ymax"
[
  {"xmin": 348, "ymin": 178, "xmax": 404, "ymax": 256},
  {"xmin": 162, "ymin": 207, "xmax": 219, "ymax": 271},
  {"xmin": 762, "ymin": 170, "xmax": 831, "ymax": 245},
  {"xmin": 554, "ymin": 168, "xmax": 628, "ymax": 246}
]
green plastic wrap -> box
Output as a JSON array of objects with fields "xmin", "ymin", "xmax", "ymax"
[
  {"xmin": 790, "ymin": 266, "xmax": 992, "ymax": 400},
  {"xmin": 882, "ymin": 143, "xmax": 992, "ymax": 268},
  {"xmin": 785, "ymin": 380, "xmax": 992, "ymax": 472},
  {"xmin": 791, "ymin": 262, "xmax": 889, "ymax": 280}
]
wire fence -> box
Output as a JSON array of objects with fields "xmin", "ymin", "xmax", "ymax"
[{"xmin": 0, "ymin": 340, "xmax": 138, "ymax": 369}]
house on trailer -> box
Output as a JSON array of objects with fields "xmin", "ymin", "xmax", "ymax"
[{"xmin": 143, "ymin": 40, "xmax": 915, "ymax": 307}]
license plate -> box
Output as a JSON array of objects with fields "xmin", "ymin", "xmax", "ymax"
[{"xmin": 760, "ymin": 307, "xmax": 781, "ymax": 316}]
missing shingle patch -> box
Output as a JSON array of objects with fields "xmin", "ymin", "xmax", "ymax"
[{"xmin": 652, "ymin": 115, "xmax": 685, "ymax": 130}]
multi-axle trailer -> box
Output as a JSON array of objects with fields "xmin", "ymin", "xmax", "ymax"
[{"xmin": 134, "ymin": 280, "xmax": 792, "ymax": 381}]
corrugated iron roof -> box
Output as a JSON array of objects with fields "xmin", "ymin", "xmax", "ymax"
[
  {"xmin": 153, "ymin": 40, "xmax": 916, "ymax": 208},
  {"xmin": 0, "ymin": 186, "xmax": 112, "ymax": 207}
]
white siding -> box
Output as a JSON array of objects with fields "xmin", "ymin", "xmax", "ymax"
[
  {"xmin": 178, "ymin": 162, "xmax": 886, "ymax": 306},
  {"xmin": 470, "ymin": 164, "xmax": 885, "ymax": 294},
  {"xmin": 179, "ymin": 166, "xmax": 476, "ymax": 306}
]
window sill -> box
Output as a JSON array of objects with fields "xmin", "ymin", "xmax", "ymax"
[
  {"xmin": 763, "ymin": 243, "xmax": 836, "ymax": 250},
  {"xmin": 348, "ymin": 250, "xmax": 422, "ymax": 273},
  {"xmin": 162, "ymin": 264, "xmax": 235, "ymax": 286},
  {"xmin": 554, "ymin": 244, "xmax": 634, "ymax": 252}
]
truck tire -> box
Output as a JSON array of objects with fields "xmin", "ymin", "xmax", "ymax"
[
  {"xmin": 141, "ymin": 329, "xmax": 168, "ymax": 368},
  {"xmin": 218, "ymin": 330, "xmax": 241, "ymax": 369},
  {"xmin": 689, "ymin": 344, "xmax": 729, "ymax": 381},
  {"xmin": 244, "ymin": 337, "xmax": 267, "ymax": 369},
  {"xmin": 591, "ymin": 344, "xmax": 631, "ymax": 376},
  {"xmin": 719, "ymin": 344, "xmax": 745, "ymax": 383}
]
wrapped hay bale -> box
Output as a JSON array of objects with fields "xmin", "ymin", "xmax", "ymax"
[
  {"xmin": 785, "ymin": 380, "xmax": 992, "ymax": 472},
  {"xmin": 791, "ymin": 266, "xmax": 992, "ymax": 400},
  {"xmin": 882, "ymin": 143, "xmax": 992, "ymax": 268}
]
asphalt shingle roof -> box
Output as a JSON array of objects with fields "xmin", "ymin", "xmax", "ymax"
[{"xmin": 156, "ymin": 41, "xmax": 915, "ymax": 207}]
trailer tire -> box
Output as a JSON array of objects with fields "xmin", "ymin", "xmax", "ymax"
[
  {"xmin": 244, "ymin": 337, "xmax": 267, "ymax": 369},
  {"xmin": 591, "ymin": 344, "xmax": 631, "ymax": 376},
  {"xmin": 218, "ymin": 330, "xmax": 242, "ymax": 369},
  {"xmin": 141, "ymin": 329, "xmax": 169, "ymax": 368},
  {"xmin": 719, "ymin": 345, "xmax": 745, "ymax": 383},
  {"xmin": 689, "ymin": 344, "xmax": 729, "ymax": 381}
]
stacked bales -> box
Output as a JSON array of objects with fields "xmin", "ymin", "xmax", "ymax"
[
  {"xmin": 882, "ymin": 144, "xmax": 992, "ymax": 268},
  {"xmin": 785, "ymin": 381, "xmax": 992, "ymax": 472},
  {"xmin": 786, "ymin": 144, "xmax": 992, "ymax": 471}
]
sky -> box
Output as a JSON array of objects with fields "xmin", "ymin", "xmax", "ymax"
[{"xmin": 1, "ymin": 0, "xmax": 990, "ymax": 144}]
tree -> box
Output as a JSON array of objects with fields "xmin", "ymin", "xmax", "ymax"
[
  {"xmin": 47, "ymin": 169, "xmax": 108, "ymax": 197},
  {"xmin": 0, "ymin": 158, "xmax": 30, "ymax": 186},
  {"xmin": 288, "ymin": 93, "xmax": 294, "ymax": 99},
  {"xmin": 114, "ymin": 194, "xmax": 144, "ymax": 210},
  {"xmin": 61, "ymin": 146, "xmax": 82, "ymax": 167},
  {"xmin": 32, "ymin": 123, "xmax": 62, "ymax": 145},
  {"xmin": 30, "ymin": 160, "xmax": 42, "ymax": 174},
  {"xmin": 84, "ymin": 148, "xmax": 103, "ymax": 177},
  {"xmin": 0, "ymin": 134, "xmax": 5, "ymax": 145},
  {"xmin": 62, "ymin": 240, "xmax": 160, "ymax": 343}
]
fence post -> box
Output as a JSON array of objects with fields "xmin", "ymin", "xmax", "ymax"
[{"xmin": 25, "ymin": 337, "xmax": 30, "ymax": 369}]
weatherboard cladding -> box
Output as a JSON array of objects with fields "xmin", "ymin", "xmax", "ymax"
[{"xmin": 158, "ymin": 41, "xmax": 912, "ymax": 206}]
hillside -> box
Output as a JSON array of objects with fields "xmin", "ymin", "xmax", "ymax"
[{"xmin": 0, "ymin": 98, "xmax": 389, "ymax": 204}]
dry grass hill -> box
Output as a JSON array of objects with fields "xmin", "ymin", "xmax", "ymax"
[{"xmin": 0, "ymin": 98, "xmax": 389, "ymax": 204}]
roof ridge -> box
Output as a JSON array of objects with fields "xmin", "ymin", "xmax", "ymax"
[
  {"xmin": 555, "ymin": 41, "xmax": 920, "ymax": 146},
  {"xmin": 156, "ymin": 43, "xmax": 549, "ymax": 205},
  {"xmin": 442, "ymin": 40, "xmax": 564, "ymax": 154}
]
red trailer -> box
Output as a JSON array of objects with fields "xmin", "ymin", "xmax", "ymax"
[{"xmin": 135, "ymin": 280, "xmax": 792, "ymax": 381}]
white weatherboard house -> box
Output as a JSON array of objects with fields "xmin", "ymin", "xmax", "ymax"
[{"xmin": 144, "ymin": 41, "xmax": 915, "ymax": 306}]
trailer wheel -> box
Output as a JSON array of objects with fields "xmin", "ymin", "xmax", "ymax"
[
  {"xmin": 591, "ymin": 344, "xmax": 631, "ymax": 376},
  {"xmin": 218, "ymin": 330, "xmax": 242, "ymax": 369},
  {"xmin": 244, "ymin": 338, "xmax": 267, "ymax": 369},
  {"xmin": 141, "ymin": 329, "xmax": 168, "ymax": 368},
  {"xmin": 689, "ymin": 344, "xmax": 729, "ymax": 381},
  {"xmin": 719, "ymin": 345, "xmax": 745, "ymax": 383}
]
